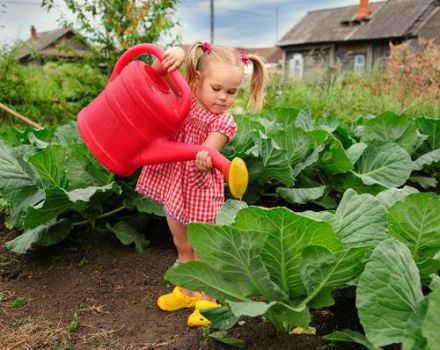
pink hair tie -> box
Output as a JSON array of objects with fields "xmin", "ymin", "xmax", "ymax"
[
  {"xmin": 201, "ymin": 42, "xmax": 212, "ymax": 54},
  {"xmin": 239, "ymin": 49, "xmax": 250, "ymax": 66}
]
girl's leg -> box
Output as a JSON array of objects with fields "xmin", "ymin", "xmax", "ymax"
[
  {"xmin": 162, "ymin": 215, "xmax": 220, "ymax": 325},
  {"xmin": 166, "ymin": 215, "xmax": 196, "ymax": 262},
  {"xmin": 165, "ymin": 215, "xmax": 198, "ymax": 297},
  {"xmin": 166, "ymin": 215, "xmax": 216, "ymax": 302}
]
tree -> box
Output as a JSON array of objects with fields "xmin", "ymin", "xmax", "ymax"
[{"xmin": 42, "ymin": 0, "xmax": 180, "ymax": 70}]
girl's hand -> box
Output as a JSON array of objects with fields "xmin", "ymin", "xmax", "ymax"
[
  {"xmin": 161, "ymin": 47, "xmax": 185, "ymax": 72},
  {"xmin": 195, "ymin": 150, "xmax": 213, "ymax": 172}
]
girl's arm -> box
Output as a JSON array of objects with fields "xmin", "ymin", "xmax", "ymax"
[
  {"xmin": 195, "ymin": 132, "xmax": 229, "ymax": 172},
  {"xmin": 152, "ymin": 46, "xmax": 185, "ymax": 75}
]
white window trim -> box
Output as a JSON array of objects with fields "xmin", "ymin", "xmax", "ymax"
[
  {"xmin": 290, "ymin": 53, "xmax": 304, "ymax": 79},
  {"xmin": 354, "ymin": 54, "xmax": 366, "ymax": 74}
]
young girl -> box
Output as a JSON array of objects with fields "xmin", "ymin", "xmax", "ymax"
[{"xmin": 136, "ymin": 41, "xmax": 267, "ymax": 327}]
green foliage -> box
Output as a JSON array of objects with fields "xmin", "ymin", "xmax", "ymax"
[
  {"xmin": 222, "ymin": 108, "xmax": 440, "ymax": 207},
  {"xmin": 11, "ymin": 296, "xmax": 29, "ymax": 309},
  {"xmin": 236, "ymin": 70, "xmax": 440, "ymax": 121},
  {"xmin": 0, "ymin": 123, "xmax": 162, "ymax": 254},
  {"xmin": 0, "ymin": 49, "xmax": 107, "ymax": 127},
  {"xmin": 42, "ymin": 0, "xmax": 180, "ymax": 71},
  {"xmin": 66, "ymin": 312, "xmax": 80, "ymax": 333},
  {"xmin": 166, "ymin": 191, "xmax": 440, "ymax": 347}
]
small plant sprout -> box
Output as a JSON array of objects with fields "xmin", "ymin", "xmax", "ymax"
[
  {"xmin": 10, "ymin": 296, "xmax": 29, "ymax": 309},
  {"xmin": 66, "ymin": 312, "xmax": 80, "ymax": 333}
]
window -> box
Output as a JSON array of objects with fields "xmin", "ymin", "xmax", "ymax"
[
  {"xmin": 289, "ymin": 53, "xmax": 303, "ymax": 79},
  {"xmin": 354, "ymin": 54, "xmax": 366, "ymax": 74}
]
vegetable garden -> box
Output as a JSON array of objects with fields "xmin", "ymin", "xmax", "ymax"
[{"xmin": 1, "ymin": 104, "xmax": 440, "ymax": 348}]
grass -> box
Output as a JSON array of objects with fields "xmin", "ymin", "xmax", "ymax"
[
  {"xmin": 66, "ymin": 312, "xmax": 80, "ymax": 333},
  {"xmin": 10, "ymin": 296, "xmax": 29, "ymax": 309},
  {"xmin": 236, "ymin": 68, "xmax": 440, "ymax": 121}
]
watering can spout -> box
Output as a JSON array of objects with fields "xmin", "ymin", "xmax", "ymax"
[{"xmin": 138, "ymin": 140, "xmax": 248, "ymax": 199}]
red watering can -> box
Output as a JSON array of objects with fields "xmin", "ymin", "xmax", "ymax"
[{"xmin": 77, "ymin": 44, "xmax": 248, "ymax": 198}]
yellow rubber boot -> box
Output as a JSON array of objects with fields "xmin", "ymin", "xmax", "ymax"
[
  {"xmin": 187, "ymin": 300, "xmax": 221, "ymax": 327},
  {"xmin": 157, "ymin": 287, "xmax": 202, "ymax": 312}
]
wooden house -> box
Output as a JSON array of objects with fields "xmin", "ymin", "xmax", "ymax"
[
  {"xmin": 17, "ymin": 25, "xmax": 90, "ymax": 64},
  {"xmin": 277, "ymin": 0, "xmax": 440, "ymax": 79}
]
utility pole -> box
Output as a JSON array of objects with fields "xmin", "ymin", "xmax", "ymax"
[
  {"xmin": 210, "ymin": 0, "xmax": 214, "ymax": 43},
  {"xmin": 275, "ymin": 5, "xmax": 279, "ymax": 41}
]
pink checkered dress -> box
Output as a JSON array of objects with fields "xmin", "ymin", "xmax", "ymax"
[{"xmin": 135, "ymin": 99, "xmax": 237, "ymax": 224}]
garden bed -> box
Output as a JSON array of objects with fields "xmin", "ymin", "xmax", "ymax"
[{"xmin": 1, "ymin": 216, "xmax": 364, "ymax": 349}]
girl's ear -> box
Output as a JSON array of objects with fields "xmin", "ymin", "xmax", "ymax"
[{"xmin": 194, "ymin": 71, "xmax": 202, "ymax": 89}]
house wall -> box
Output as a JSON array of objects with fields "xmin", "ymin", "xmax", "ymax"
[
  {"xmin": 283, "ymin": 45, "xmax": 332, "ymax": 80},
  {"xmin": 282, "ymin": 39, "xmax": 396, "ymax": 79}
]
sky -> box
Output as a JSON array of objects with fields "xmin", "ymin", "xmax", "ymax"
[{"xmin": 0, "ymin": 0, "xmax": 361, "ymax": 48}]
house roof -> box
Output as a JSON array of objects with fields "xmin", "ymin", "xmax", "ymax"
[
  {"xmin": 180, "ymin": 44, "xmax": 282, "ymax": 64},
  {"xmin": 277, "ymin": 0, "xmax": 438, "ymax": 47},
  {"xmin": 16, "ymin": 27, "xmax": 88, "ymax": 60},
  {"xmin": 240, "ymin": 47, "xmax": 282, "ymax": 64}
]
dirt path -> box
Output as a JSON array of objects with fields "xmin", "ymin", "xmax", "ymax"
[{"xmin": 1, "ymin": 217, "xmax": 363, "ymax": 349}]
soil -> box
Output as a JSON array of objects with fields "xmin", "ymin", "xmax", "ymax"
[{"xmin": 1, "ymin": 214, "xmax": 366, "ymax": 350}]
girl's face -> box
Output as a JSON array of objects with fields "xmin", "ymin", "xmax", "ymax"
[{"xmin": 195, "ymin": 62, "xmax": 243, "ymax": 115}]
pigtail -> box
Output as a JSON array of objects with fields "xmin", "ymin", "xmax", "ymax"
[
  {"xmin": 184, "ymin": 42, "xmax": 203, "ymax": 91},
  {"xmin": 247, "ymin": 55, "xmax": 267, "ymax": 113}
]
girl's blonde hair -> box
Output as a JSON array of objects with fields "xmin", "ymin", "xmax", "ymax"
[{"xmin": 184, "ymin": 42, "xmax": 267, "ymax": 112}]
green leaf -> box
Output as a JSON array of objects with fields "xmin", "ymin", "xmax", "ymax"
[
  {"xmin": 53, "ymin": 121, "xmax": 83, "ymax": 145},
  {"xmin": 360, "ymin": 113, "xmax": 418, "ymax": 153},
  {"xmin": 320, "ymin": 137, "xmax": 353, "ymax": 175},
  {"xmin": 35, "ymin": 218, "xmax": 72, "ymax": 247},
  {"xmin": 216, "ymin": 199, "xmax": 248, "ymax": 225},
  {"xmin": 422, "ymin": 289, "xmax": 440, "ymax": 349},
  {"xmin": 0, "ymin": 142, "xmax": 44, "ymax": 225},
  {"xmin": 409, "ymin": 176, "xmax": 438, "ymax": 190},
  {"xmin": 276, "ymin": 186, "xmax": 325, "ymax": 205},
  {"xmin": 354, "ymin": 143, "xmax": 413, "ymax": 188},
  {"xmin": 65, "ymin": 144, "xmax": 112, "ymax": 189},
  {"xmin": 29, "ymin": 144, "xmax": 68, "ymax": 188},
  {"xmin": 255, "ymin": 132, "xmax": 294, "ymax": 186},
  {"xmin": 416, "ymin": 117, "xmax": 440, "ymax": 151},
  {"xmin": 188, "ymin": 223, "xmax": 287, "ymax": 301},
  {"xmin": 375, "ymin": 186, "xmax": 419, "ymax": 208},
  {"xmin": 208, "ymin": 331, "xmax": 246, "ymax": 348},
  {"xmin": 356, "ymin": 239, "xmax": 423, "ymax": 348},
  {"xmin": 346, "ymin": 142, "xmax": 367, "ymax": 164},
  {"xmin": 24, "ymin": 187, "xmax": 73, "ymax": 229},
  {"xmin": 388, "ymin": 193, "xmax": 440, "ymax": 277},
  {"xmin": 332, "ymin": 172, "xmax": 386, "ymax": 195},
  {"xmin": 413, "ymin": 149, "xmax": 440, "ymax": 171},
  {"xmin": 402, "ymin": 298, "xmax": 429, "ymax": 350},
  {"xmin": 5, "ymin": 219, "xmax": 72, "ymax": 254},
  {"xmin": 333, "ymin": 189, "xmax": 388, "ymax": 247},
  {"xmin": 300, "ymin": 246, "xmax": 368, "ymax": 308},
  {"xmin": 108, "ymin": 221, "xmax": 149, "ymax": 252},
  {"xmin": 165, "ymin": 261, "xmax": 250, "ymax": 302},
  {"xmin": 323, "ymin": 330, "xmax": 380, "ymax": 350},
  {"xmin": 24, "ymin": 183, "xmax": 121, "ymax": 228},
  {"xmin": 232, "ymin": 207, "xmax": 341, "ymax": 298},
  {"xmin": 123, "ymin": 196, "xmax": 164, "ymax": 216},
  {"xmin": 272, "ymin": 127, "xmax": 327, "ymax": 167},
  {"xmin": 201, "ymin": 306, "xmax": 239, "ymax": 331},
  {"xmin": 293, "ymin": 144, "xmax": 325, "ymax": 177},
  {"xmin": 227, "ymin": 300, "xmax": 272, "ymax": 317},
  {"xmin": 402, "ymin": 290, "xmax": 440, "ymax": 350},
  {"xmin": 294, "ymin": 108, "xmax": 313, "ymax": 131},
  {"xmin": 262, "ymin": 301, "xmax": 310, "ymax": 332}
]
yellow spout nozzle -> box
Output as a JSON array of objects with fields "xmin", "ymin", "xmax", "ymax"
[{"xmin": 228, "ymin": 157, "xmax": 248, "ymax": 199}]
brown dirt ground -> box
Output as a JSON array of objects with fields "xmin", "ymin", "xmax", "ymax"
[{"xmin": 1, "ymin": 214, "xmax": 366, "ymax": 350}]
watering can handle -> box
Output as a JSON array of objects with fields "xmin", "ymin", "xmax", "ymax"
[{"xmin": 108, "ymin": 43, "xmax": 191, "ymax": 104}]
